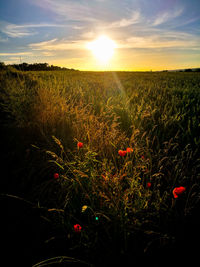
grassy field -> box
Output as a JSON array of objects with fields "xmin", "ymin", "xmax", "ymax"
[{"xmin": 1, "ymin": 69, "xmax": 200, "ymax": 266}]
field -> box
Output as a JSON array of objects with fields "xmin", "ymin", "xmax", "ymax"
[{"xmin": 1, "ymin": 69, "xmax": 200, "ymax": 266}]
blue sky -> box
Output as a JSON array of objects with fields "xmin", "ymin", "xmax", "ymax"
[{"xmin": 0, "ymin": 0, "xmax": 200, "ymax": 70}]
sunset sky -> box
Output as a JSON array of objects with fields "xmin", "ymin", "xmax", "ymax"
[{"xmin": 0, "ymin": 0, "xmax": 200, "ymax": 71}]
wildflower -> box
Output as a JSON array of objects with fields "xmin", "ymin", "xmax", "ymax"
[
  {"xmin": 122, "ymin": 151, "xmax": 127, "ymax": 156},
  {"xmin": 147, "ymin": 182, "xmax": 151, "ymax": 188},
  {"xmin": 118, "ymin": 150, "xmax": 127, "ymax": 157},
  {"xmin": 81, "ymin": 205, "xmax": 88, "ymax": 213},
  {"xmin": 141, "ymin": 155, "xmax": 145, "ymax": 160},
  {"xmin": 54, "ymin": 173, "xmax": 59, "ymax": 179},
  {"xmin": 118, "ymin": 150, "xmax": 123, "ymax": 156},
  {"xmin": 77, "ymin": 142, "xmax": 83, "ymax": 149},
  {"xmin": 173, "ymin": 186, "xmax": 186, "ymax": 198},
  {"xmin": 74, "ymin": 224, "xmax": 82, "ymax": 233},
  {"xmin": 126, "ymin": 147, "xmax": 133, "ymax": 153}
]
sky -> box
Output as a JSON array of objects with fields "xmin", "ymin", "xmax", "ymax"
[{"xmin": 0, "ymin": 0, "xmax": 200, "ymax": 71}]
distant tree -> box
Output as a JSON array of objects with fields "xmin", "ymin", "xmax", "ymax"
[
  {"xmin": 184, "ymin": 69, "xmax": 192, "ymax": 72},
  {"xmin": 0, "ymin": 62, "xmax": 6, "ymax": 70},
  {"xmin": 19, "ymin": 63, "xmax": 29, "ymax": 71}
]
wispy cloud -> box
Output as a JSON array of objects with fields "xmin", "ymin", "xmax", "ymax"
[
  {"xmin": 106, "ymin": 11, "xmax": 141, "ymax": 28},
  {"xmin": 0, "ymin": 52, "xmax": 32, "ymax": 56},
  {"xmin": 0, "ymin": 36, "xmax": 8, "ymax": 42},
  {"xmin": 32, "ymin": 0, "xmax": 141, "ymax": 28},
  {"xmin": 168, "ymin": 16, "xmax": 200, "ymax": 29},
  {"xmin": 41, "ymin": 51, "xmax": 55, "ymax": 56},
  {"xmin": 0, "ymin": 22, "xmax": 35, "ymax": 38},
  {"xmin": 29, "ymin": 38, "xmax": 87, "ymax": 51},
  {"xmin": 81, "ymin": 31, "xmax": 95, "ymax": 39},
  {"xmin": 29, "ymin": 38, "xmax": 58, "ymax": 50},
  {"xmin": 33, "ymin": 0, "xmax": 98, "ymax": 22},
  {"xmin": 152, "ymin": 7, "xmax": 184, "ymax": 26},
  {"xmin": 119, "ymin": 30, "xmax": 200, "ymax": 50},
  {"xmin": 0, "ymin": 21, "xmax": 66, "ymax": 38}
]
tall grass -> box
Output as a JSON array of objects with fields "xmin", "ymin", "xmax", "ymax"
[{"xmin": 1, "ymin": 69, "xmax": 200, "ymax": 265}]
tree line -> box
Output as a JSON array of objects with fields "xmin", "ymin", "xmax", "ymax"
[{"xmin": 0, "ymin": 62, "xmax": 78, "ymax": 71}]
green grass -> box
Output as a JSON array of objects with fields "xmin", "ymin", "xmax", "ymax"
[{"xmin": 1, "ymin": 69, "xmax": 200, "ymax": 266}]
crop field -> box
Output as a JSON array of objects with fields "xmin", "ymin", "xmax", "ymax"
[{"xmin": 1, "ymin": 69, "xmax": 200, "ymax": 266}]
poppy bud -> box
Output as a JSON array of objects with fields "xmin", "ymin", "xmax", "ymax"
[
  {"xmin": 147, "ymin": 182, "xmax": 151, "ymax": 188},
  {"xmin": 77, "ymin": 142, "xmax": 83, "ymax": 149},
  {"xmin": 173, "ymin": 186, "xmax": 186, "ymax": 198},
  {"xmin": 54, "ymin": 173, "xmax": 59, "ymax": 179}
]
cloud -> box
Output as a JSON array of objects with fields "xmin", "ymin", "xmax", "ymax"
[
  {"xmin": 0, "ymin": 36, "xmax": 8, "ymax": 42},
  {"xmin": 106, "ymin": 11, "xmax": 141, "ymax": 28},
  {"xmin": 32, "ymin": 0, "xmax": 140, "ymax": 27},
  {"xmin": 0, "ymin": 22, "xmax": 35, "ymax": 38},
  {"xmin": 32, "ymin": 0, "xmax": 98, "ymax": 22},
  {"xmin": 0, "ymin": 52, "xmax": 32, "ymax": 56},
  {"xmin": 41, "ymin": 51, "xmax": 55, "ymax": 56},
  {"xmin": 119, "ymin": 31, "xmax": 200, "ymax": 50},
  {"xmin": 0, "ymin": 21, "xmax": 66, "ymax": 38},
  {"xmin": 169, "ymin": 16, "xmax": 200, "ymax": 29},
  {"xmin": 81, "ymin": 31, "xmax": 95, "ymax": 39},
  {"xmin": 72, "ymin": 25, "xmax": 85, "ymax": 30},
  {"xmin": 29, "ymin": 38, "xmax": 87, "ymax": 51},
  {"xmin": 28, "ymin": 26, "xmax": 200, "ymax": 55},
  {"xmin": 29, "ymin": 38, "xmax": 58, "ymax": 48},
  {"xmin": 152, "ymin": 7, "xmax": 184, "ymax": 26}
]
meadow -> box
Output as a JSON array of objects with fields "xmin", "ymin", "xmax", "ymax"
[{"xmin": 1, "ymin": 68, "xmax": 200, "ymax": 266}]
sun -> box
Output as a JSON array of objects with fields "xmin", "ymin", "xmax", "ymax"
[{"xmin": 87, "ymin": 35, "xmax": 116, "ymax": 64}]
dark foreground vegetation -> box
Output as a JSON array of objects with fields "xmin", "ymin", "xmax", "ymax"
[{"xmin": 0, "ymin": 68, "xmax": 200, "ymax": 266}]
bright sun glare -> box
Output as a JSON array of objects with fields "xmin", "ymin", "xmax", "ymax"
[{"xmin": 87, "ymin": 35, "xmax": 116, "ymax": 64}]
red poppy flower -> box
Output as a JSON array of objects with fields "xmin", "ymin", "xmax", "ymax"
[
  {"xmin": 141, "ymin": 155, "xmax": 145, "ymax": 160},
  {"xmin": 74, "ymin": 224, "xmax": 82, "ymax": 233},
  {"xmin": 118, "ymin": 150, "xmax": 123, "ymax": 156},
  {"xmin": 77, "ymin": 142, "xmax": 83, "ymax": 149},
  {"xmin": 173, "ymin": 186, "xmax": 186, "ymax": 198},
  {"xmin": 126, "ymin": 147, "xmax": 133, "ymax": 153},
  {"xmin": 122, "ymin": 151, "xmax": 127, "ymax": 156},
  {"xmin": 118, "ymin": 150, "xmax": 127, "ymax": 157},
  {"xmin": 147, "ymin": 182, "xmax": 151, "ymax": 188},
  {"xmin": 54, "ymin": 173, "xmax": 59, "ymax": 179}
]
